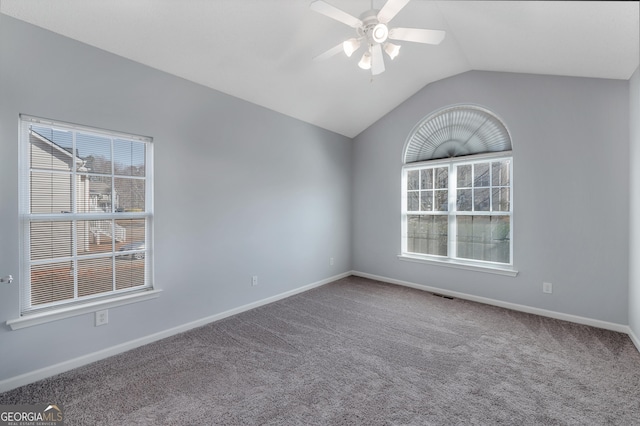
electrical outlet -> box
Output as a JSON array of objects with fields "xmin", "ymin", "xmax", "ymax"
[
  {"xmin": 329, "ymin": 257, "xmax": 334, "ymax": 266},
  {"xmin": 252, "ymin": 275, "xmax": 258, "ymax": 286},
  {"xmin": 543, "ymin": 282, "xmax": 553, "ymax": 294},
  {"xmin": 95, "ymin": 309, "xmax": 108, "ymax": 326}
]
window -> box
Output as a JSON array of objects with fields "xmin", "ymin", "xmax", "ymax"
[
  {"xmin": 402, "ymin": 154, "xmax": 513, "ymax": 265},
  {"xmin": 19, "ymin": 115, "xmax": 154, "ymax": 315},
  {"xmin": 401, "ymin": 105, "xmax": 514, "ymax": 273}
]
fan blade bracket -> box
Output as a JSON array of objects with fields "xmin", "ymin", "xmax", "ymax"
[
  {"xmin": 388, "ymin": 27, "xmax": 445, "ymax": 45},
  {"xmin": 310, "ymin": 1, "xmax": 363, "ymax": 28}
]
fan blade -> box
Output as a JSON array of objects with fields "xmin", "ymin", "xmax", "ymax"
[
  {"xmin": 371, "ymin": 44, "xmax": 385, "ymax": 75},
  {"xmin": 389, "ymin": 27, "xmax": 445, "ymax": 44},
  {"xmin": 377, "ymin": 0, "xmax": 411, "ymax": 24},
  {"xmin": 310, "ymin": 1, "xmax": 363, "ymax": 28},
  {"xmin": 313, "ymin": 42, "xmax": 344, "ymax": 61}
]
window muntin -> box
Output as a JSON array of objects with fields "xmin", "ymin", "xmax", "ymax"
[
  {"xmin": 20, "ymin": 116, "xmax": 153, "ymax": 314},
  {"xmin": 402, "ymin": 154, "xmax": 512, "ymax": 266}
]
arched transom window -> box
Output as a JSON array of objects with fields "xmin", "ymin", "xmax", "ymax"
[{"xmin": 404, "ymin": 105, "xmax": 512, "ymax": 163}]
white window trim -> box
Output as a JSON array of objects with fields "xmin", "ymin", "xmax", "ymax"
[
  {"xmin": 15, "ymin": 115, "xmax": 156, "ymax": 324},
  {"xmin": 397, "ymin": 254, "xmax": 518, "ymax": 277},
  {"xmin": 401, "ymin": 151, "xmax": 516, "ymax": 275},
  {"xmin": 6, "ymin": 289, "xmax": 162, "ymax": 330}
]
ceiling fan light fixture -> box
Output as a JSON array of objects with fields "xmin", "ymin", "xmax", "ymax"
[
  {"xmin": 358, "ymin": 51, "xmax": 372, "ymax": 70},
  {"xmin": 384, "ymin": 42, "xmax": 401, "ymax": 60},
  {"xmin": 311, "ymin": 0, "xmax": 445, "ymax": 76},
  {"xmin": 343, "ymin": 38, "xmax": 361, "ymax": 57}
]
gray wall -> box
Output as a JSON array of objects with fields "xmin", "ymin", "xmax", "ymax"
[
  {"xmin": 352, "ymin": 70, "xmax": 630, "ymax": 325},
  {"xmin": 630, "ymin": 67, "xmax": 640, "ymax": 339},
  {"xmin": 0, "ymin": 13, "xmax": 636, "ymax": 386},
  {"xmin": 0, "ymin": 15, "xmax": 352, "ymax": 381}
]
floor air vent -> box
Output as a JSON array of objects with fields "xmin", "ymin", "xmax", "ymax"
[{"xmin": 432, "ymin": 293, "xmax": 454, "ymax": 300}]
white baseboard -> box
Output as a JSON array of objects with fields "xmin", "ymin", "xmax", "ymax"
[
  {"xmin": 352, "ymin": 271, "xmax": 630, "ymax": 334},
  {"xmin": 0, "ymin": 271, "xmax": 351, "ymax": 394},
  {"xmin": 3, "ymin": 270, "xmax": 635, "ymax": 393},
  {"xmin": 629, "ymin": 327, "xmax": 640, "ymax": 353}
]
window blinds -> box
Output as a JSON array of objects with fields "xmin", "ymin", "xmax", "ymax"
[{"xmin": 404, "ymin": 105, "xmax": 512, "ymax": 163}]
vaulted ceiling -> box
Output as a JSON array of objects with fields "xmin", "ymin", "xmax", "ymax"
[{"xmin": 1, "ymin": 1, "xmax": 638, "ymax": 137}]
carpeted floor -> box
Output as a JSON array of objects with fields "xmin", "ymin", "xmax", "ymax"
[{"xmin": 2, "ymin": 276, "xmax": 639, "ymax": 425}]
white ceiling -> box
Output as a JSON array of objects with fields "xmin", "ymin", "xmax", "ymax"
[{"xmin": 1, "ymin": 1, "xmax": 638, "ymax": 138}]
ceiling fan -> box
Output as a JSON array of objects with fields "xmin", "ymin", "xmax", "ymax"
[{"xmin": 311, "ymin": 0, "xmax": 445, "ymax": 76}]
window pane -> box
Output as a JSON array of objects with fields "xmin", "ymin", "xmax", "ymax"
[
  {"xmin": 407, "ymin": 215, "xmax": 448, "ymax": 256},
  {"xmin": 408, "ymin": 191, "xmax": 419, "ymax": 211},
  {"xmin": 31, "ymin": 171, "xmax": 72, "ymax": 214},
  {"xmin": 435, "ymin": 190, "xmax": 448, "ymax": 212},
  {"xmin": 30, "ymin": 221, "xmax": 72, "ymax": 260},
  {"xmin": 492, "ymin": 160, "xmax": 510, "ymax": 186},
  {"xmin": 115, "ymin": 218, "xmax": 146, "ymax": 248},
  {"xmin": 116, "ymin": 257, "xmax": 146, "ymax": 290},
  {"xmin": 457, "ymin": 164, "xmax": 472, "ymax": 188},
  {"xmin": 420, "ymin": 190, "xmax": 433, "ymax": 211},
  {"xmin": 78, "ymin": 219, "xmax": 121, "ymax": 254},
  {"xmin": 76, "ymin": 174, "xmax": 91, "ymax": 213},
  {"xmin": 474, "ymin": 188, "xmax": 490, "ymax": 211},
  {"xmin": 114, "ymin": 139, "xmax": 146, "ymax": 177},
  {"xmin": 78, "ymin": 257, "xmax": 113, "ymax": 297},
  {"xmin": 474, "ymin": 163, "xmax": 490, "ymax": 187},
  {"xmin": 77, "ymin": 133, "xmax": 112, "ymax": 175},
  {"xmin": 77, "ymin": 220, "xmax": 94, "ymax": 255},
  {"xmin": 421, "ymin": 169, "xmax": 433, "ymax": 190},
  {"xmin": 435, "ymin": 167, "xmax": 448, "ymax": 189},
  {"xmin": 407, "ymin": 170, "xmax": 419, "ymax": 190},
  {"xmin": 30, "ymin": 129, "xmax": 73, "ymax": 171},
  {"xmin": 30, "ymin": 261, "xmax": 74, "ymax": 306},
  {"xmin": 114, "ymin": 177, "xmax": 145, "ymax": 211},
  {"xmin": 456, "ymin": 216, "xmax": 510, "ymax": 263},
  {"xmin": 115, "ymin": 218, "xmax": 146, "ymax": 260},
  {"xmin": 115, "ymin": 219, "xmax": 146, "ymax": 289},
  {"xmin": 457, "ymin": 189, "xmax": 472, "ymax": 211},
  {"xmin": 87, "ymin": 175, "xmax": 112, "ymax": 213},
  {"xmin": 492, "ymin": 188, "xmax": 510, "ymax": 212}
]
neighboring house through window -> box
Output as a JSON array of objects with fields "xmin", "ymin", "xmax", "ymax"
[
  {"xmin": 400, "ymin": 105, "xmax": 515, "ymax": 274},
  {"xmin": 17, "ymin": 115, "xmax": 155, "ymax": 319}
]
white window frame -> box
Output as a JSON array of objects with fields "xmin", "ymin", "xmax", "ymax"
[
  {"xmin": 9, "ymin": 115, "xmax": 159, "ymax": 330},
  {"xmin": 400, "ymin": 151, "xmax": 517, "ymax": 276}
]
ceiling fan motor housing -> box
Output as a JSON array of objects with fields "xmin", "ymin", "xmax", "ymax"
[{"xmin": 358, "ymin": 11, "xmax": 388, "ymax": 44}]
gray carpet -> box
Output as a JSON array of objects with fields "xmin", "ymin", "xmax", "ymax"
[{"xmin": 2, "ymin": 276, "xmax": 640, "ymax": 425}]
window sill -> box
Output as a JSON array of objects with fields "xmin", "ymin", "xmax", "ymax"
[
  {"xmin": 6, "ymin": 289, "xmax": 162, "ymax": 330},
  {"xmin": 397, "ymin": 254, "xmax": 518, "ymax": 277}
]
